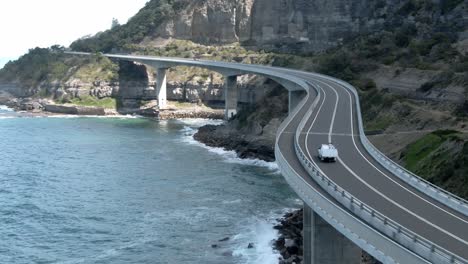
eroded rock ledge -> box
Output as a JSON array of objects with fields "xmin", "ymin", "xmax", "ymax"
[{"xmin": 194, "ymin": 124, "xmax": 276, "ymax": 162}]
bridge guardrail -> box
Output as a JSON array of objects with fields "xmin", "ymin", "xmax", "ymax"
[
  {"xmin": 294, "ymin": 141, "xmax": 467, "ymax": 264},
  {"xmin": 276, "ymin": 67, "xmax": 468, "ymax": 217},
  {"xmin": 276, "ymin": 147, "xmax": 414, "ymax": 264},
  {"xmin": 294, "ymin": 81, "xmax": 467, "ymax": 264},
  {"xmin": 68, "ymin": 52, "xmax": 467, "ymax": 262},
  {"xmin": 275, "ymin": 90, "xmax": 426, "ymax": 264},
  {"xmin": 324, "ymin": 75, "xmax": 468, "ymax": 217}
]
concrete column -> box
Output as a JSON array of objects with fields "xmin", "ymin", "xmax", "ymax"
[
  {"xmin": 289, "ymin": 90, "xmax": 306, "ymax": 114},
  {"xmin": 303, "ymin": 203, "xmax": 361, "ymax": 264},
  {"xmin": 156, "ymin": 68, "xmax": 167, "ymax": 109},
  {"xmin": 224, "ymin": 75, "xmax": 238, "ymax": 120},
  {"xmin": 304, "ymin": 204, "xmax": 313, "ymax": 263}
]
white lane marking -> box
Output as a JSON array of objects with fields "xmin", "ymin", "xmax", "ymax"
[
  {"xmin": 335, "ymin": 80, "xmax": 468, "ymax": 225},
  {"xmin": 285, "ymin": 132, "xmax": 357, "ymax": 137},
  {"xmin": 278, "ymin": 73, "xmax": 461, "ymax": 262},
  {"xmin": 304, "ymin": 85, "xmax": 328, "ymax": 166},
  {"xmin": 285, "ymin": 86, "xmax": 429, "ymax": 264},
  {"xmin": 306, "ymin": 76, "xmax": 468, "ymax": 225},
  {"xmin": 338, "ymin": 156, "xmax": 468, "ymax": 246},
  {"xmin": 312, "ymin": 77, "xmax": 468, "ymax": 245},
  {"xmin": 329, "ymin": 84, "xmax": 339, "ymax": 144}
]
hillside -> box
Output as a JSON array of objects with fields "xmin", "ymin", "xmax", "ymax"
[{"xmin": 0, "ymin": 0, "xmax": 467, "ymax": 200}]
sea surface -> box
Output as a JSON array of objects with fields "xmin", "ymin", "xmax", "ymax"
[{"xmin": 0, "ymin": 106, "xmax": 299, "ymax": 264}]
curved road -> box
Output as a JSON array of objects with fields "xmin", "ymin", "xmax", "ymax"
[
  {"xmin": 68, "ymin": 52, "xmax": 468, "ymax": 263},
  {"xmin": 290, "ymin": 73, "xmax": 468, "ymax": 261}
]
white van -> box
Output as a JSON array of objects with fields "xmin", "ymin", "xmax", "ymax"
[{"xmin": 318, "ymin": 144, "xmax": 338, "ymax": 162}]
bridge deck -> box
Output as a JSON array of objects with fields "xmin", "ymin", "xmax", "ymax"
[{"xmin": 67, "ymin": 52, "xmax": 468, "ymax": 263}]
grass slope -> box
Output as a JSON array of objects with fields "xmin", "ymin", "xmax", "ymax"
[{"xmin": 401, "ymin": 130, "xmax": 468, "ymax": 199}]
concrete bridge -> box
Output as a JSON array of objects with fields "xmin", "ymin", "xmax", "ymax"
[{"xmin": 68, "ymin": 51, "xmax": 468, "ymax": 264}]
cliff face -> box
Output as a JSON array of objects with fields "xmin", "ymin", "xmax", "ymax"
[
  {"xmin": 148, "ymin": 0, "xmax": 467, "ymax": 52},
  {"xmin": 153, "ymin": 0, "xmax": 370, "ymax": 51}
]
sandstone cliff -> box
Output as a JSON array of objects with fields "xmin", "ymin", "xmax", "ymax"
[{"xmin": 90, "ymin": 0, "xmax": 468, "ymax": 54}]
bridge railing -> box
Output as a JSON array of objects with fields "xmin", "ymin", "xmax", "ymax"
[
  {"xmin": 324, "ymin": 75, "xmax": 468, "ymax": 217},
  {"xmin": 293, "ymin": 81, "xmax": 467, "ymax": 264},
  {"xmin": 68, "ymin": 52, "xmax": 467, "ymax": 262},
  {"xmin": 276, "ymin": 66, "xmax": 468, "ymax": 216},
  {"xmin": 294, "ymin": 138, "xmax": 466, "ymax": 264}
]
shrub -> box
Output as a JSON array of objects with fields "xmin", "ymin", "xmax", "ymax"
[{"xmin": 352, "ymin": 78, "xmax": 377, "ymax": 91}]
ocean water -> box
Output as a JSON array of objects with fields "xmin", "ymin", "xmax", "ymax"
[{"xmin": 0, "ymin": 106, "xmax": 300, "ymax": 264}]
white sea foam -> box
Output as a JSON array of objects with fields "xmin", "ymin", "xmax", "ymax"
[
  {"xmin": 0, "ymin": 105, "xmax": 13, "ymax": 112},
  {"xmin": 47, "ymin": 114, "xmax": 143, "ymax": 119},
  {"xmin": 222, "ymin": 199, "xmax": 243, "ymax": 205},
  {"xmin": 0, "ymin": 116, "xmax": 15, "ymax": 119},
  {"xmin": 231, "ymin": 211, "xmax": 288, "ymax": 264},
  {"xmin": 177, "ymin": 118, "xmax": 224, "ymax": 128},
  {"xmin": 179, "ymin": 122, "xmax": 279, "ymax": 172}
]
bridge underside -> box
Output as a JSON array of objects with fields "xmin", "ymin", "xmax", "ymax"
[{"xmin": 117, "ymin": 60, "xmax": 311, "ymax": 120}]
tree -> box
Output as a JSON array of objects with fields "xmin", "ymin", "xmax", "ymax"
[{"xmin": 111, "ymin": 18, "xmax": 120, "ymax": 29}]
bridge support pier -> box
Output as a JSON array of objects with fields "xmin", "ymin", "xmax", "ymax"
[
  {"xmin": 224, "ymin": 75, "xmax": 238, "ymax": 120},
  {"xmin": 303, "ymin": 204, "xmax": 361, "ymax": 264},
  {"xmin": 289, "ymin": 90, "xmax": 306, "ymax": 114},
  {"xmin": 156, "ymin": 68, "xmax": 168, "ymax": 109}
]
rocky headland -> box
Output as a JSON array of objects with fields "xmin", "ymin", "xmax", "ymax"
[{"xmin": 0, "ymin": 90, "xmax": 223, "ymax": 119}]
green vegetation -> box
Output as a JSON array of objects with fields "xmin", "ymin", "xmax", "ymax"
[
  {"xmin": 73, "ymin": 55, "xmax": 118, "ymax": 82},
  {"xmin": 360, "ymin": 88, "xmax": 399, "ymax": 131},
  {"xmin": 0, "ymin": 48, "xmax": 117, "ymax": 91},
  {"xmin": 404, "ymin": 130, "xmax": 456, "ymax": 172},
  {"xmin": 403, "ymin": 132, "xmax": 447, "ymax": 171},
  {"xmin": 419, "ymin": 70, "xmax": 455, "ymax": 92},
  {"xmin": 170, "ymin": 101, "xmax": 205, "ymax": 109},
  {"xmin": 365, "ymin": 115, "xmax": 396, "ymax": 132},
  {"xmin": 0, "ymin": 46, "xmax": 74, "ymax": 87},
  {"xmin": 68, "ymin": 96, "xmax": 116, "ymax": 108},
  {"xmin": 70, "ymin": 0, "xmax": 189, "ymax": 53},
  {"xmin": 401, "ymin": 130, "xmax": 468, "ymax": 199}
]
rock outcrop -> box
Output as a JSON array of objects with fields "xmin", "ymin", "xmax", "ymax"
[
  {"xmin": 43, "ymin": 104, "xmax": 106, "ymax": 115},
  {"xmin": 194, "ymin": 82, "xmax": 288, "ymax": 162},
  {"xmin": 150, "ymin": 0, "xmax": 467, "ymax": 53},
  {"xmin": 274, "ymin": 209, "xmax": 304, "ymax": 264}
]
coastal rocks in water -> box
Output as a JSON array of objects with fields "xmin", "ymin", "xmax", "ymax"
[
  {"xmin": 19, "ymin": 101, "xmax": 44, "ymax": 112},
  {"xmin": 274, "ymin": 209, "xmax": 381, "ymax": 264},
  {"xmin": 44, "ymin": 104, "xmax": 106, "ymax": 115},
  {"xmin": 193, "ymin": 84, "xmax": 288, "ymax": 162},
  {"xmin": 159, "ymin": 109, "xmax": 224, "ymax": 120},
  {"xmin": 219, "ymin": 237, "xmax": 230, "ymax": 242},
  {"xmin": 247, "ymin": 242, "xmax": 254, "ymax": 249},
  {"xmin": 194, "ymin": 124, "xmax": 276, "ymax": 162},
  {"xmin": 3, "ymin": 98, "xmax": 50, "ymax": 112},
  {"xmin": 137, "ymin": 107, "xmax": 159, "ymax": 117},
  {"xmin": 274, "ymin": 209, "xmax": 303, "ymax": 264}
]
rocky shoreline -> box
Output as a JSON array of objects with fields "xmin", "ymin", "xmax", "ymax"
[
  {"xmin": 193, "ymin": 121, "xmax": 304, "ymax": 263},
  {"xmin": 192, "ymin": 120, "xmax": 383, "ymax": 264},
  {"xmin": 0, "ymin": 94, "xmax": 223, "ymax": 120},
  {"xmin": 274, "ymin": 209, "xmax": 304, "ymax": 264},
  {"xmin": 194, "ymin": 124, "xmax": 276, "ymax": 162},
  {"xmin": 159, "ymin": 109, "xmax": 223, "ymax": 120}
]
